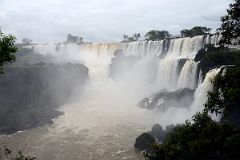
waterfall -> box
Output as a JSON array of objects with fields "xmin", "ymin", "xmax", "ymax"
[
  {"xmin": 30, "ymin": 34, "xmax": 219, "ymax": 80},
  {"xmin": 155, "ymin": 57, "xmax": 179, "ymax": 90},
  {"xmin": 31, "ymin": 34, "xmax": 220, "ymax": 58},
  {"xmin": 29, "ymin": 34, "xmax": 221, "ymax": 114},
  {"xmin": 177, "ymin": 60, "xmax": 199, "ymax": 89},
  {"xmin": 191, "ymin": 68, "xmax": 222, "ymax": 114}
]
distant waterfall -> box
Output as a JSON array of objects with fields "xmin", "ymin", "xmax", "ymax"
[
  {"xmin": 30, "ymin": 34, "xmax": 221, "ymax": 110},
  {"xmin": 31, "ymin": 34, "xmax": 220, "ymax": 58},
  {"xmin": 31, "ymin": 34, "xmax": 219, "ymax": 80}
]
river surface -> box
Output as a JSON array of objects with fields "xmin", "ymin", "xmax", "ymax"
[{"xmin": 0, "ymin": 79, "xmax": 159, "ymax": 160}]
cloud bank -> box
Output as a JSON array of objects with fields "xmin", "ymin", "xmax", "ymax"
[{"xmin": 0, "ymin": 0, "xmax": 230, "ymax": 43}]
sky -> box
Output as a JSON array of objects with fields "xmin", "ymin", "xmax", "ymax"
[{"xmin": 0, "ymin": 0, "xmax": 231, "ymax": 43}]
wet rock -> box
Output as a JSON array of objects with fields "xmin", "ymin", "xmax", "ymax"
[
  {"xmin": 138, "ymin": 88, "xmax": 195, "ymax": 111},
  {"xmin": 134, "ymin": 123, "xmax": 178, "ymax": 153},
  {"xmin": 149, "ymin": 124, "xmax": 167, "ymax": 142},
  {"xmin": 177, "ymin": 58, "xmax": 188, "ymax": 74},
  {"xmin": 134, "ymin": 133, "xmax": 155, "ymax": 152},
  {"xmin": 0, "ymin": 63, "xmax": 89, "ymax": 134}
]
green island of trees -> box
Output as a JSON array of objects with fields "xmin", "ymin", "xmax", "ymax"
[
  {"xmin": 145, "ymin": 30, "xmax": 171, "ymax": 41},
  {"xmin": 121, "ymin": 26, "xmax": 213, "ymax": 42},
  {"xmin": 180, "ymin": 26, "xmax": 211, "ymax": 38}
]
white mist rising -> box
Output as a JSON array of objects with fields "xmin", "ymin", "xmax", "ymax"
[
  {"xmin": 1, "ymin": 35, "xmax": 222, "ymax": 160},
  {"xmin": 29, "ymin": 35, "xmax": 222, "ymax": 126}
]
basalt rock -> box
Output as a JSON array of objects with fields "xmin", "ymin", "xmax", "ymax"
[
  {"xmin": 0, "ymin": 63, "xmax": 89, "ymax": 134},
  {"xmin": 134, "ymin": 133, "xmax": 155, "ymax": 152},
  {"xmin": 138, "ymin": 88, "xmax": 195, "ymax": 111},
  {"xmin": 134, "ymin": 124, "xmax": 176, "ymax": 152},
  {"xmin": 149, "ymin": 124, "xmax": 167, "ymax": 142}
]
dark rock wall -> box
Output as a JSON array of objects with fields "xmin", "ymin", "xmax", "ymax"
[{"xmin": 0, "ymin": 63, "xmax": 89, "ymax": 134}]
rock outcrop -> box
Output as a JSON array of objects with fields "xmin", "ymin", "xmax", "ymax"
[
  {"xmin": 138, "ymin": 88, "xmax": 195, "ymax": 111},
  {"xmin": 134, "ymin": 124, "xmax": 176, "ymax": 151},
  {"xmin": 0, "ymin": 63, "xmax": 89, "ymax": 134},
  {"xmin": 134, "ymin": 133, "xmax": 155, "ymax": 152}
]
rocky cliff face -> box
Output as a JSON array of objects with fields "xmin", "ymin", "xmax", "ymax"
[{"xmin": 0, "ymin": 63, "xmax": 89, "ymax": 134}]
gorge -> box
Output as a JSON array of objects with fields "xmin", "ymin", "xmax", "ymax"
[{"xmin": 0, "ymin": 35, "xmax": 225, "ymax": 159}]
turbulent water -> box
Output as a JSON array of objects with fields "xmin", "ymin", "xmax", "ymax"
[{"xmin": 0, "ymin": 35, "xmax": 221, "ymax": 159}]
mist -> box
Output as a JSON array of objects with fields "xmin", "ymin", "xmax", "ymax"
[
  {"xmin": 25, "ymin": 35, "xmax": 221, "ymax": 127},
  {"xmin": 0, "ymin": 33, "xmax": 224, "ymax": 159}
]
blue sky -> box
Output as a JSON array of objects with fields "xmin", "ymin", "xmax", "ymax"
[{"xmin": 0, "ymin": 0, "xmax": 231, "ymax": 43}]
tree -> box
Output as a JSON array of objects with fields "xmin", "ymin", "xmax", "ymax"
[
  {"xmin": 203, "ymin": 0, "xmax": 240, "ymax": 128},
  {"xmin": 205, "ymin": 66, "xmax": 240, "ymax": 127},
  {"xmin": 66, "ymin": 34, "xmax": 78, "ymax": 43},
  {"xmin": 65, "ymin": 34, "xmax": 84, "ymax": 44},
  {"xmin": 78, "ymin": 37, "xmax": 84, "ymax": 44},
  {"xmin": 132, "ymin": 33, "xmax": 141, "ymax": 41},
  {"xmin": 180, "ymin": 26, "xmax": 211, "ymax": 37},
  {"xmin": 218, "ymin": 0, "xmax": 240, "ymax": 45},
  {"xmin": 145, "ymin": 30, "xmax": 171, "ymax": 41},
  {"xmin": 145, "ymin": 111, "xmax": 240, "ymax": 160},
  {"xmin": 122, "ymin": 34, "xmax": 129, "ymax": 42},
  {"xmin": 0, "ymin": 30, "xmax": 17, "ymax": 73},
  {"xmin": 121, "ymin": 33, "xmax": 141, "ymax": 42},
  {"xmin": 195, "ymin": 45, "xmax": 240, "ymax": 77}
]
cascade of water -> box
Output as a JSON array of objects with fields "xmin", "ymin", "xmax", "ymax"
[
  {"xmin": 191, "ymin": 68, "xmax": 222, "ymax": 113},
  {"xmin": 30, "ymin": 34, "xmax": 220, "ymax": 93},
  {"xmin": 31, "ymin": 35, "xmax": 219, "ymax": 59},
  {"xmin": 177, "ymin": 60, "xmax": 199, "ymax": 89},
  {"xmin": 155, "ymin": 58, "xmax": 179, "ymax": 90},
  {"xmin": 197, "ymin": 70, "xmax": 203, "ymax": 85}
]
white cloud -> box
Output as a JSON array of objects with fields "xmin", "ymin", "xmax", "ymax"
[
  {"xmin": 0, "ymin": 0, "xmax": 230, "ymax": 43},
  {"xmin": 0, "ymin": 11, "xmax": 6, "ymax": 18}
]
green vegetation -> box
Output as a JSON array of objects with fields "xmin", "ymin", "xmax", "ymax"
[
  {"xmin": 180, "ymin": 26, "xmax": 211, "ymax": 37},
  {"xmin": 143, "ymin": 43, "xmax": 240, "ymax": 160},
  {"xmin": 65, "ymin": 34, "xmax": 84, "ymax": 44},
  {"xmin": 122, "ymin": 33, "xmax": 141, "ymax": 42},
  {"xmin": 218, "ymin": 0, "xmax": 240, "ymax": 45},
  {"xmin": 205, "ymin": 66, "xmax": 240, "ymax": 127},
  {"xmin": 139, "ymin": 1, "xmax": 240, "ymax": 159},
  {"xmin": 0, "ymin": 30, "xmax": 17, "ymax": 73},
  {"xmin": 145, "ymin": 111, "xmax": 240, "ymax": 160},
  {"xmin": 0, "ymin": 30, "xmax": 36, "ymax": 159},
  {"xmin": 142, "ymin": 44, "xmax": 240, "ymax": 159},
  {"xmin": 145, "ymin": 30, "xmax": 171, "ymax": 41},
  {"xmin": 141, "ymin": 63, "xmax": 240, "ymax": 159},
  {"xmin": 122, "ymin": 26, "xmax": 213, "ymax": 42},
  {"xmin": 195, "ymin": 45, "xmax": 240, "ymax": 77}
]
